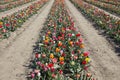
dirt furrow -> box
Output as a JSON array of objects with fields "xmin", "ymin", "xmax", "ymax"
[
  {"xmin": 0, "ymin": 0, "xmax": 40, "ymax": 19},
  {"xmin": 0, "ymin": 0, "xmax": 54, "ymax": 80},
  {"xmin": 65, "ymin": 0, "xmax": 120, "ymax": 80}
]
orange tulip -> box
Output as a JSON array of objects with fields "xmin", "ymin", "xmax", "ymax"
[
  {"xmin": 44, "ymin": 39, "xmax": 48, "ymax": 44},
  {"xmin": 56, "ymin": 48, "xmax": 60, "ymax": 52},
  {"xmin": 50, "ymin": 53, "xmax": 54, "ymax": 59},
  {"xmin": 47, "ymin": 31, "xmax": 51, "ymax": 35},
  {"xmin": 58, "ymin": 41, "xmax": 62, "ymax": 47},
  {"xmin": 80, "ymin": 44, "xmax": 84, "ymax": 48},
  {"xmin": 59, "ymin": 57, "xmax": 64, "ymax": 61},
  {"xmin": 69, "ymin": 41, "xmax": 73, "ymax": 46}
]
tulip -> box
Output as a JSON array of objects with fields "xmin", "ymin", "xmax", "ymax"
[
  {"xmin": 48, "ymin": 63, "xmax": 54, "ymax": 68},
  {"xmin": 52, "ymin": 58, "xmax": 57, "ymax": 63},
  {"xmin": 86, "ymin": 73, "xmax": 91, "ymax": 77},
  {"xmin": 0, "ymin": 25, "xmax": 2, "ymax": 28},
  {"xmin": 50, "ymin": 53, "xmax": 54, "ymax": 59},
  {"xmin": 82, "ymin": 60, "xmax": 87, "ymax": 65},
  {"xmin": 59, "ymin": 61, "xmax": 64, "ymax": 65},
  {"xmin": 31, "ymin": 73, "xmax": 35, "ymax": 78},
  {"xmin": 75, "ymin": 74, "xmax": 80, "ymax": 78},
  {"xmin": 71, "ymin": 61, "xmax": 75, "ymax": 65},
  {"xmin": 41, "ymin": 53, "xmax": 46, "ymax": 58},
  {"xmin": 51, "ymin": 73, "xmax": 56, "ymax": 78},
  {"xmin": 34, "ymin": 69, "xmax": 40, "ymax": 73},
  {"xmin": 37, "ymin": 72, "xmax": 41, "ymax": 77},
  {"xmin": 59, "ymin": 57, "xmax": 64, "ymax": 61},
  {"xmin": 58, "ymin": 41, "xmax": 62, "ymax": 47},
  {"xmin": 59, "ymin": 70, "xmax": 63, "ymax": 74},
  {"xmin": 83, "ymin": 52, "xmax": 90, "ymax": 57},
  {"xmin": 56, "ymin": 48, "xmax": 60, "ymax": 52},
  {"xmin": 80, "ymin": 44, "xmax": 84, "ymax": 48},
  {"xmin": 2, "ymin": 29, "xmax": 7, "ymax": 33},
  {"xmin": 36, "ymin": 61, "xmax": 41, "ymax": 65},
  {"xmin": 76, "ymin": 33, "xmax": 81, "ymax": 37},
  {"xmin": 51, "ymin": 67, "xmax": 55, "ymax": 72},
  {"xmin": 85, "ymin": 57, "xmax": 90, "ymax": 63},
  {"xmin": 35, "ymin": 53, "xmax": 40, "ymax": 58}
]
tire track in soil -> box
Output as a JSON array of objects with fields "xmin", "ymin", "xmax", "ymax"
[
  {"xmin": 0, "ymin": 0, "xmax": 54, "ymax": 80},
  {"xmin": 65, "ymin": 0, "xmax": 120, "ymax": 80}
]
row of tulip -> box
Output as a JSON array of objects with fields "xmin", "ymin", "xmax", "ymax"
[
  {"xmin": 70, "ymin": 0, "xmax": 120, "ymax": 44},
  {"xmin": 99, "ymin": 0, "xmax": 120, "ymax": 6},
  {"xmin": 83, "ymin": 0, "xmax": 120, "ymax": 16},
  {"xmin": 0, "ymin": 0, "xmax": 17, "ymax": 5},
  {"xmin": 29, "ymin": 0, "xmax": 95, "ymax": 80},
  {"xmin": 0, "ymin": 0, "xmax": 35, "ymax": 12},
  {"xmin": 0, "ymin": 0, "xmax": 48, "ymax": 40}
]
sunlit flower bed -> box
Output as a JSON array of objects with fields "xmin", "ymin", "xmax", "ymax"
[
  {"xmin": 0, "ymin": 0, "xmax": 35, "ymax": 12},
  {"xmin": 0, "ymin": 0, "xmax": 48, "ymax": 40},
  {"xmin": 83, "ymin": 0, "xmax": 120, "ymax": 16},
  {"xmin": 0, "ymin": 0, "xmax": 17, "ymax": 5},
  {"xmin": 99, "ymin": 0, "xmax": 120, "ymax": 6},
  {"xmin": 29, "ymin": 0, "xmax": 95, "ymax": 80},
  {"xmin": 70, "ymin": 0, "xmax": 120, "ymax": 44}
]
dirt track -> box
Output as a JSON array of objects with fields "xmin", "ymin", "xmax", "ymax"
[
  {"xmin": 65, "ymin": 0, "xmax": 120, "ymax": 80},
  {"xmin": 0, "ymin": 0, "xmax": 54, "ymax": 80}
]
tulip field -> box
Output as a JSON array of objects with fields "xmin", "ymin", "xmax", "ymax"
[{"xmin": 0, "ymin": 0, "xmax": 120, "ymax": 80}]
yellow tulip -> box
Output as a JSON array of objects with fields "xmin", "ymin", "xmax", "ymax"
[{"xmin": 85, "ymin": 57, "xmax": 90, "ymax": 63}]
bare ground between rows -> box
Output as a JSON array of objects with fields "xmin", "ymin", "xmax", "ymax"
[
  {"xmin": 0, "ymin": 0, "xmax": 54, "ymax": 80},
  {"xmin": 65, "ymin": 0, "xmax": 120, "ymax": 80}
]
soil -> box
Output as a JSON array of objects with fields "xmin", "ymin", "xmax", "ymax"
[
  {"xmin": 0, "ymin": 0, "xmax": 54, "ymax": 80},
  {"xmin": 65, "ymin": 0, "xmax": 120, "ymax": 80}
]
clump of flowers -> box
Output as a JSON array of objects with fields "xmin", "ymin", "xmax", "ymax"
[
  {"xmin": 70, "ymin": 0, "xmax": 120, "ymax": 44},
  {"xmin": 29, "ymin": 0, "xmax": 94, "ymax": 80},
  {"xmin": 0, "ymin": 0, "xmax": 48, "ymax": 40}
]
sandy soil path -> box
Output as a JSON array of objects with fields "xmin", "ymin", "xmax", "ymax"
[
  {"xmin": 65, "ymin": 0, "xmax": 120, "ymax": 80},
  {"xmin": 0, "ymin": 0, "xmax": 40, "ymax": 19},
  {"xmin": 0, "ymin": 0, "xmax": 54, "ymax": 80},
  {"xmin": 83, "ymin": 1, "xmax": 120, "ymax": 19}
]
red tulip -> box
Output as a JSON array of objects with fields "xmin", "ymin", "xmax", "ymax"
[
  {"xmin": 59, "ymin": 70, "xmax": 63, "ymax": 74},
  {"xmin": 82, "ymin": 61, "xmax": 87, "ymax": 65},
  {"xmin": 51, "ymin": 67, "xmax": 55, "ymax": 72},
  {"xmin": 6, "ymin": 23, "xmax": 10, "ymax": 27},
  {"xmin": 83, "ymin": 52, "xmax": 89, "ymax": 57},
  {"xmin": 35, "ymin": 53, "xmax": 40, "ymax": 58},
  {"xmin": 60, "ymin": 61, "xmax": 64, "ymax": 65},
  {"xmin": 75, "ymin": 41, "xmax": 80, "ymax": 45},
  {"xmin": 61, "ymin": 53, "xmax": 65, "ymax": 57},
  {"xmin": 76, "ymin": 33, "xmax": 81, "ymax": 37},
  {"xmin": 48, "ymin": 63, "xmax": 54, "ymax": 68},
  {"xmin": 0, "ymin": 25, "xmax": 2, "ymax": 28}
]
